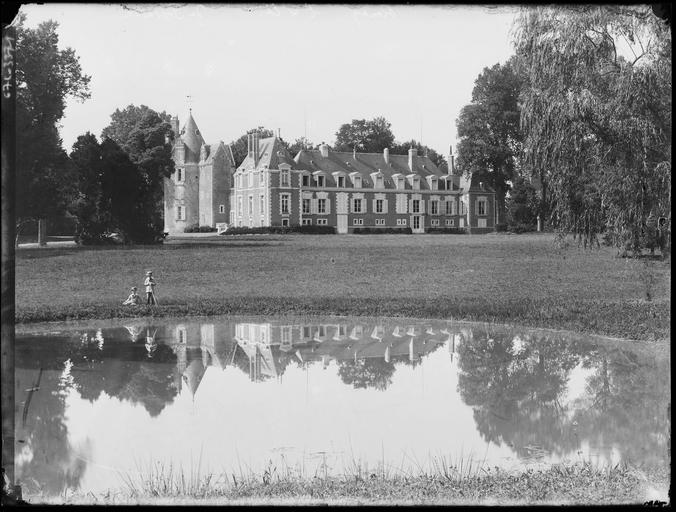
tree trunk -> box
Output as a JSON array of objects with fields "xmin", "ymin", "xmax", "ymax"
[{"xmin": 37, "ymin": 218, "xmax": 47, "ymax": 246}]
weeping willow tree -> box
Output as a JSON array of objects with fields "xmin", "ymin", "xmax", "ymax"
[{"xmin": 513, "ymin": 6, "xmax": 671, "ymax": 253}]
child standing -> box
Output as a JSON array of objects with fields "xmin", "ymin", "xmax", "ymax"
[{"xmin": 144, "ymin": 271, "xmax": 157, "ymax": 305}]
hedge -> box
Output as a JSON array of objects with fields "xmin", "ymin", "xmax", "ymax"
[
  {"xmin": 222, "ymin": 225, "xmax": 336, "ymax": 235},
  {"xmin": 424, "ymin": 227, "xmax": 467, "ymax": 234},
  {"xmin": 184, "ymin": 224, "xmax": 217, "ymax": 233},
  {"xmin": 352, "ymin": 227, "xmax": 413, "ymax": 234}
]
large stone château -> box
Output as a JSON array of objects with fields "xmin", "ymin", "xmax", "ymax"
[{"xmin": 164, "ymin": 112, "xmax": 496, "ymax": 235}]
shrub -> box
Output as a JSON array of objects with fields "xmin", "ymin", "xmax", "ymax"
[
  {"xmin": 183, "ymin": 223, "xmax": 200, "ymax": 233},
  {"xmin": 221, "ymin": 225, "xmax": 336, "ymax": 235},
  {"xmin": 495, "ymin": 223, "xmax": 508, "ymax": 232},
  {"xmin": 198, "ymin": 225, "xmax": 217, "ymax": 233},
  {"xmin": 509, "ymin": 223, "xmax": 536, "ymax": 234},
  {"xmin": 353, "ymin": 227, "xmax": 412, "ymax": 234},
  {"xmin": 424, "ymin": 227, "xmax": 467, "ymax": 234}
]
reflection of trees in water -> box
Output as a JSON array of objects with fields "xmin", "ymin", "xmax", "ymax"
[
  {"xmin": 457, "ymin": 329, "xmax": 670, "ymax": 468},
  {"xmin": 15, "ymin": 367, "xmax": 89, "ymax": 496},
  {"xmin": 572, "ymin": 347, "xmax": 670, "ymax": 469},
  {"xmin": 67, "ymin": 328, "xmax": 179, "ymax": 417},
  {"xmin": 338, "ymin": 358, "xmax": 396, "ymax": 391},
  {"xmin": 458, "ymin": 330, "xmax": 580, "ymax": 458},
  {"xmin": 337, "ymin": 349, "xmax": 440, "ymax": 391}
]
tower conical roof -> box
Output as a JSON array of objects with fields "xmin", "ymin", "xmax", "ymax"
[
  {"xmin": 179, "ymin": 112, "xmax": 205, "ymax": 163},
  {"xmin": 182, "ymin": 357, "xmax": 206, "ymax": 397}
]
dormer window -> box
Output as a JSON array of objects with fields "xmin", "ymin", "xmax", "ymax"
[
  {"xmin": 302, "ymin": 174, "xmax": 310, "ymax": 187},
  {"xmin": 332, "ymin": 171, "xmax": 347, "ymax": 188},
  {"xmin": 392, "ymin": 173, "xmax": 404, "ymax": 190},
  {"xmin": 427, "ymin": 176, "xmax": 438, "ymax": 190},
  {"xmin": 371, "ymin": 171, "xmax": 385, "ymax": 189},
  {"xmin": 350, "ymin": 173, "xmax": 362, "ymax": 188},
  {"xmin": 407, "ymin": 174, "xmax": 420, "ymax": 190},
  {"xmin": 316, "ymin": 175, "xmax": 325, "ymax": 187}
]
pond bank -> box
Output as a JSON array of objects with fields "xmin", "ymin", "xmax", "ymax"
[
  {"xmin": 24, "ymin": 462, "xmax": 669, "ymax": 506},
  {"xmin": 14, "ymin": 296, "xmax": 670, "ymax": 342}
]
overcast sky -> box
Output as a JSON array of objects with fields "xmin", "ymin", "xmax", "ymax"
[{"xmin": 18, "ymin": 4, "xmax": 520, "ymax": 157}]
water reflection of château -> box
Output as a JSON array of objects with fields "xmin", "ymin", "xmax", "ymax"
[{"xmin": 169, "ymin": 321, "xmax": 467, "ymax": 394}]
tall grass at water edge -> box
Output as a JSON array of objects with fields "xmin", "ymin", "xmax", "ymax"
[{"xmin": 26, "ymin": 450, "xmax": 665, "ymax": 505}]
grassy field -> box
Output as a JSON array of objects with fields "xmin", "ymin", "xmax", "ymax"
[{"xmin": 14, "ymin": 233, "xmax": 670, "ymax": 340}]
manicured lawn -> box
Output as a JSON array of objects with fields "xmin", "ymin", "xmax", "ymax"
[{"xmin": 14, "ymin": 233, "xmax": 670, "ymax": 340}]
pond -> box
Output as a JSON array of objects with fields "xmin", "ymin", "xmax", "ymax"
[{"xmin": 13, "ymin": 315, "xmax": 671, "ymax": 498}]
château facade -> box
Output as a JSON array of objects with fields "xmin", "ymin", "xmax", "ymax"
[{"xmin": 164, "ymin": 112, "xmax": 496, "ymax": 235}]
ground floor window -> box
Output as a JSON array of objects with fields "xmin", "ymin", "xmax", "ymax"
[
  {"xmin": 302, "ymin": 219, "xmax": 312, "ymax": 225},
  {"xmin": 281, "ymin": 218, "xmax": 289, "ymax": 227},
  {"xmin": 478, "ymin": 218, "xmax": 487, "ymax": 228},
  {"xmin": 303, "ymin": 198, "xmax": 311, "ymax": 214},
  {"xmin": 413, "ymin": 216, "xmax": 421, "ymax": 230},
  {"xmin": 396, "ymin": 218, "xmax": 407, "ymax": 226},
  {"xmin": 280, "ymin": 194, "xmax": 290, "ymax": 214},
  {"xmin": 445, "ymin": 218, "xmax": 455, "ymax": 226},
  {"xmin": 375, "ymin": 219, "xmax": 385, "ymax": 225},
  {"xmin": 177, "ymin": 205, "xmax": 186, "ymax": 221},
  {"xmin": 353, "ymin": 218, "xmax": 364, "ymax": 226},
  {"xmin": 478, "ymin": 197, "xmax": 487, "ymax": 216},
  {"xmin": 316, "ymin": 218, "xmax": 328, "ymax": 225},
  {"xmin": 219, "ymin": 204, "xmax": 225, "ymax": 214},
  {"xmin": 431, "ymin": 218, "xmax": 439, "ymax": 227}
]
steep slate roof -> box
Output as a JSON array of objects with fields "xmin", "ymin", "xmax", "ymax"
[
  {"xmin": 179, "ymin": 113, "xmax": 205, "ymax": 163},
  {"xmin": 467, "ymin": 174, "xmax": 496, "ymax": 194},
  {"xmin": 201, "ymin": 141, "xmax": 236, "ymax": 167},
  {"xmin": 236, "ymin": 136, "xmax": 300, "ymax": 172},
  {"xmin": 294, "ymin": 149, "xmax": 448, "ymax": 190}
]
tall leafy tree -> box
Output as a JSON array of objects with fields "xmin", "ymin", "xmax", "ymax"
[
  {"xmin": 391, "ymin": 139, "xmax": 447, "ymax": 171},
  {"xmin": 69, "ymin": 133, "xmax": 148, "ymax": 244},
  {"xmin": 285, "ymin": 136, "xmax": 314, "ymax": 157},
  {"xmin": 69, "ymin": 133, "xmax": 109, "ymax": 244},
  {"xmin": 100, "ymin": 105, "xmax": 175, "ymax": 243},
  {"xmin": 455, "ymin": 58, "xmax": 523, "ymax": 223},
  {"xmin": 513, "ymin": 6, "xmax": 671, "ymax": 251},
  {"xmin": 14, "ymin": 13, "xmax": 91, "ymax": 241},
  {"xmin": 229, "ymin": 127, "xmax": 275, "ymax": 167},
  {"xmin": 333, "ymin": 117, "xmax": 395, "ymax": 153}
]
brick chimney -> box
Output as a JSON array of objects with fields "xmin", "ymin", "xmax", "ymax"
[
  {"xmin": 448, "ymin": 144, "xmax": 455, "ymax": 175},
  {"xmin": 247, "ymin": 132, "xmax": 253, "ymax": 159},
  {"xmin": 253, "ymin": 131, "xmax": 260, "ymax": 166},
  {"xmin": 408, "ymin": 148, "xmax": 416, "ymax": 172},
  {"xmin": 383, "ymin": 147, "xmax": 390, "ymax": 164},
  {"xmin": 319, "ymin": 142, "xmax": 329, "ymax": 158}
]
